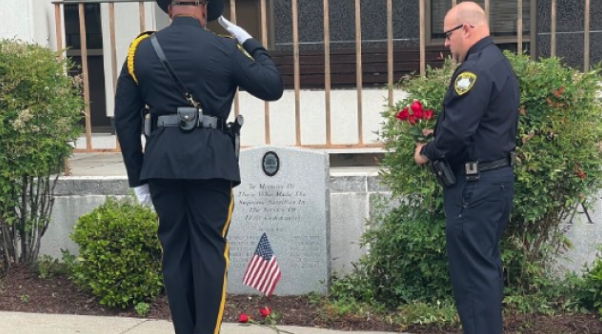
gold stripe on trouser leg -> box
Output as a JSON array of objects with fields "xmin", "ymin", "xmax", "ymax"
[{"xmin": 213, "ymin": 190, "xmax": 234, "ymax": 334}]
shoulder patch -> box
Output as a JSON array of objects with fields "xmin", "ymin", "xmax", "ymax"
[
  {"xmin": 454, "ymin": 71, "xmax": 477, "ymax": 96},
  {"xmin": 127, "ymin": 31, "xmax": 154, "ymax": 84}
]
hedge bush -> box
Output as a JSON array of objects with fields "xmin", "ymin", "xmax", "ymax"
[
  {"xmin": 331, "ymin": 54, "xmax": 602, "ymax": 309},
  {"xmin": 70, "ymin": 197, "xmax": 163, "ymax": 308},
  {"xmin": 0, "ymin": 39, "xmax": 83, "ymax": 266},
  {"xmin": 577, "ymin": 250, "xmax": 602, "ymax": 316}
]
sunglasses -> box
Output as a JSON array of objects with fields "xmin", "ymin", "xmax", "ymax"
[{"xmin": 443, "ymin": 24, "xmax": 463, "ymax": 40}]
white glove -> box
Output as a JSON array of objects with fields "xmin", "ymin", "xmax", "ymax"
[
  {"xmin": 133, "ymin": 184, "xmax": 153, "ymax": 207},
  {"xmin": 218, "ymin": 15, "xmax": 252, "ymax": 44}
]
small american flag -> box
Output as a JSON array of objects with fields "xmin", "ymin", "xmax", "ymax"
[{"xmin": 242, "ymin": 233, "xmax": 282, "ymax": 296}]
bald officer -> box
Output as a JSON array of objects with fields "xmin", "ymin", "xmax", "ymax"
[
  {"xmin": 414, "ymin": 2, "xmax": 519, "ymax": 333},
  {"xmin": 114, "ymin": 1, "xmax": 283, "ymax": 333}
]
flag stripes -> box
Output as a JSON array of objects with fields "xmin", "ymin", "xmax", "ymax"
[{"xmin": 242, "ymin": 233, "xmax": 282, "ymax": 296}]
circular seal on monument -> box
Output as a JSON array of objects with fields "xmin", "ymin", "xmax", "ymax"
[{"xmin": 262, "ymin": 151, "xmax": 280, "ymax": 177}]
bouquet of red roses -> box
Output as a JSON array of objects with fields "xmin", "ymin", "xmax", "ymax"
[{"xmin": 395, "ymin": 100, "xmax": 437, "ymax": 143}]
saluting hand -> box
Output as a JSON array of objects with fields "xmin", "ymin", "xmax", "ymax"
[{"xmin": 218, "ymin": 16, "xmax": 252, "ymax": 44}]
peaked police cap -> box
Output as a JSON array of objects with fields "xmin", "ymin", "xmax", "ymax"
[{"xmin": 156, "ymin": 0, "xmax": 224, "ymax": 21}]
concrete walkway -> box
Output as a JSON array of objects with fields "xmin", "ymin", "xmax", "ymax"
[{"xmin": 0, "ymin": 311, "xmax": 404, "ymax": 334}]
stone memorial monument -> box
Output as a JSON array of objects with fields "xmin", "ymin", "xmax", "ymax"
[{"xmin": 227, "ymin": 146, "xmax": 330, "ymax": 295}]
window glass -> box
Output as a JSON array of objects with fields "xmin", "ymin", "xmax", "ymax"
[
  {"xmin": 431, "ymin": 0, "xmax": 530, "ymax": 39},
  {"xmin": 64, "ymin": 4, "xmax": 103, "ymax": 50}
]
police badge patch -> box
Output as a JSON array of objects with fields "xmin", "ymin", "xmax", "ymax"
[{"xmin": 454, "ymin": 71, "xmax": 477, "ymax": 96}]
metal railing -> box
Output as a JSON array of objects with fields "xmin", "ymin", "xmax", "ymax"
[{"xmin": 50, "ymin": 0, "xmax": 594, "ymax": 152}]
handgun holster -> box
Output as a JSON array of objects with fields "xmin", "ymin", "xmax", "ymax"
[{"xmin": 430, "ymin": 159, "xmax": 456, "ymax": 187}]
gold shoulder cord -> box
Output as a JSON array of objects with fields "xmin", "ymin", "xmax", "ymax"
[
  {"xmin": 127, "ymin": 31, "xmax": 154, "ymax": 84},
  {"xmin": 216, "ymin": 32, "xmax": 254, "ymax": 61},
  {"xmin": 236, "ymin": 43, "xmax": 254, "ymax": 60}
]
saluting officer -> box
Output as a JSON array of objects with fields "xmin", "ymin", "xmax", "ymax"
[
  {"xmin": 413, "ymin": 2, "xmax": 519, "ymax": 333},
  {"xmin": 114, "ymin": 0, "xmax": 283, "ymax": 333}
]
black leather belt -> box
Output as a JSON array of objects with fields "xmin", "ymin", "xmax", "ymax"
[
  {"xmin": 477, "ymin": 157, "xmax": 511, "ymax": 172},
  {"xmin": 156, "ymin": 114, "xmax": 224, "ymax": 130},
  {"xmin": 464, "ymin": 153, "xmax": 514, "ymax": 181}
]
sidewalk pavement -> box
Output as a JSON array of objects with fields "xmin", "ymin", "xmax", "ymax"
[{"xmin": 0, "ymin": 311, "xmax": 405, "ymax": 334}]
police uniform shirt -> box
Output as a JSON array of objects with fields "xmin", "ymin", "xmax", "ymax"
[
  {"xmin": 421, "ymin": 36, "xmax": 519, "ymax": 169},
  {"xmin": 115, "ymin": 16, "xmax": 283, "ymax": 187}
]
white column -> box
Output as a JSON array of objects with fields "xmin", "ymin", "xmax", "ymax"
[
  {"xmin": 32, "ymin": 1, "xmax": 58, "ymax": 48},
  {"xmin": 1, "ymin": 0, "xmax": 34, "ymax": 42}
]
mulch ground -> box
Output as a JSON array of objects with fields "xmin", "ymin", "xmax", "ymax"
[{"xmin": 0, "ymin": 265, "xmax": 601, "ymax": 333}]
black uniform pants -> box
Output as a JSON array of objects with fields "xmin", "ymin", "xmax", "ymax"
[
  {"xmin": 148, "ymin": 178, "xmax": 233, "ymax": 334},
  {"xmin": 443, "ymin": 167, "xmax": 513, "ymax": 334}
]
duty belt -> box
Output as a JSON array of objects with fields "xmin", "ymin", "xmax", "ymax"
[
  {"xmin": 464, "ymin": 152, "xmax": 515, "ymax": 181},
  {"xmin": 156, "ymin": 113, "xmax": 224, "ymax": 130}
]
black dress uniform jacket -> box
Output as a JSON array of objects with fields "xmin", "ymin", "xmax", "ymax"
[
  {"xmin": 115, "ymin": 16, "xmax": 283, "ymax": 187},
  {"xmin": 421, "ymin": 36, "xmax": 519, "ymax": 169}
]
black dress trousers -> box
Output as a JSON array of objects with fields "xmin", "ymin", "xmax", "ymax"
[
  {"xmin": 443, "ymin": 167, "xmax": 514, "ymax": 334},
  {"xmin": 148, "ymin": 178, "xmax": 233, "ymax": 334}
]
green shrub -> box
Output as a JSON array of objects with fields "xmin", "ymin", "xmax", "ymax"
[
  {"xmin": 577, "ymin": 250, "xmax": 602, "ymax": 316},
  {"xmin": 504, "ymin": 273, "xmax": 584, "ymax": 315},
  {"xmin": 71, "ymin": 197, "xmax": 163, "ymax": 309},
  {"xmin": 35, "ymin": 254, "xmax": 70, "ymax": 279},
  {"xmin": 0, "ymin": 39, "xmax": 83, "ymax": 266},
  {"xmin": 396, "ymin": 301, "xmax": 459, "ymax": 329},
  {"xmin": 331, "ymin": 205, "xmax": 451, "ymax": 306},
  {"xmin": 331, "ymin": 54, "xmax": 602, "ymax": 309},
  {"xmin": 134, "ymin": 302, "xmax": 151, "ymax": 317},
  {"xmin": 331, "ymin": 62, "xmax": 454, "ymax": 306},
  {"xmin": 504, "ymin": 55, "xmax": 602, "ymax": 294}
]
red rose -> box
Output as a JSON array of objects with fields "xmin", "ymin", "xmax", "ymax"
[
  {"xmin": 408, "ymin": 115, "xmax": 417, "ymax": 125},
  {"xmin": 259, "ymin": 306, "xmax": 272, "ymax": 318},
  {"xmin": 410, "ymin": 100, "xmax": 423, "ymax": 114},
  {"xmin": 424, "ymin": 109, "xmax": 434, "ymax": 120},
  {"xmin": 413, "ymin": 107, "xmax": 424, "ymax": 119},
  {"xmin": 395, "ymin": 107, "xmax": 409, "ymax": 120},
  {"xmin": 238, "ymin": 313, "xmax": 250, "ymax": 323}
]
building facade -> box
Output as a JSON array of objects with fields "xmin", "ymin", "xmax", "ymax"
[{"xmin": 1, "ymin": 0, "xmax": 600, "ymax": 148}]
